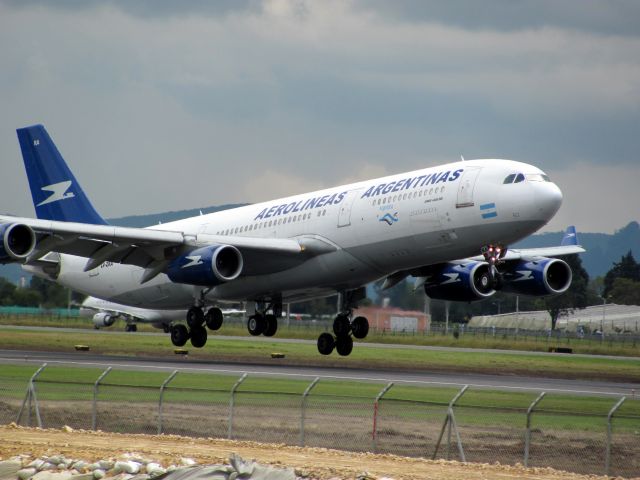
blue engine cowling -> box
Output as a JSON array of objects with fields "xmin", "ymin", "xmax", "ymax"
[
  {"xmin": 501, "ymin": 258, "xmax": 572, "ymax": 296},
  {"xmin": 167, "ymin": 244, "xmax": 243, "ymax": 286},
  {"xmin": 0, "ymin": 223, "xmax": 36, "ymax": 263},
  {"xmin": 424, "ymin": 261, "xmax": 495, "ymax": 302}
]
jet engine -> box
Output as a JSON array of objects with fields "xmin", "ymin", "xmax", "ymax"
[
  {"xmin": 167, "ymin": 244, "xmax": 243, "ymax": 286},
  {"xmin": 501, "ymin": 258, "xmax": 572, "ymax": 296},
  {"xmin": 424, "ymin": 261, "xmax": 495, "ymax": 302},
  {"xmin": 0, "ymin": 223, "xmax": 36, "ymax": 263},
  {"xmin": 92, "ymin": 312, "xmax": 116, "ymax": 328}
]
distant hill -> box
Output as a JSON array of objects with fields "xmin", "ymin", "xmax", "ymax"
[{"xmin": 1, "ymin": 205, "xmax": 638, "ymax": 283}]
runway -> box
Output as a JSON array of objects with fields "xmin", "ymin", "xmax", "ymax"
[{"xmin": 0, "ymin": 348, "xmax": 637, "ymax": 398}]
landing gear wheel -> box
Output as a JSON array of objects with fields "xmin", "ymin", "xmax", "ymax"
[
  {"xmin": 351, "ymin": 316, "xmax": 369, "ymax": 339},
  {"xmin": 333, "ymin": 314, "xmax": 351, "ymax": 337},
  {"xmin": 186, "ymin": 307, "xmax": 204, "ymax": 328},
  {"xmin": 317, "ymin": 333, "xmax": 335, "ymax": 355},
  {"xmin": 205, "ymin": 308, "xmax": 223, "ymax": 331},
  {"xmin": 162, "ymin": 324, "xmax": 170, "ymax": 334},
  {"xmin": 247, "ymin": 314, "xmax": 266, "ymax": 336},
  {"xmin": 190, "ymin": 326, "xmax": 208, "ymax": 348},
  {"xmin": 263, "ymin": 314, "xmax": 278, "ymax": 337},
  {"xmin": 336, "ymin": 335, "xmax": 353, "ymax": 356},
  {"xmin": 170, "ymin": 324, "xmax": 189, "ymax": 347},
  {"xmin": 125, "ymin": 324, "xmax": 137, "ymax": 332}
]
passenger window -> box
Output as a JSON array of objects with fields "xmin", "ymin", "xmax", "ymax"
[
  {"xmin": 503, "ymin": 174, "xmax": 516, "ymax": 184},
  {"xmin": 514, "ymin": 173, "xmax": 525, "ymax": 183}
]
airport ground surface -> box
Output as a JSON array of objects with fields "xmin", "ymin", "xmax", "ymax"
[
  {"xmin": 0, "ymin": 425, "xmax": 620, "ymax": 480},
  {"xmin": 1, "ymin": 348, "xmax": 637, "ymax": 397},
  {"xmin": 2, "ymin": 326, "xmax": 640, "ymax": 479}
]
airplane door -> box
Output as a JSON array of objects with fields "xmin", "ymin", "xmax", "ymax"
[
  {"xmin": 337, "ymin": 189, "xmax": 362, "ymax": 227},
  {"xmin": 456, "ymin": 167, "xmax": 482, "ymax": 208}
]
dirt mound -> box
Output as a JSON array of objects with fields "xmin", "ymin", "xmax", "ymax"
[{"xmin": 0, "ymin": 425, "xmax": 619, "ymax": 480}]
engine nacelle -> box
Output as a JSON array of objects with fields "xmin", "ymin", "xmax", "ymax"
[
  {"xmin": 0, "ymin": 223, "xmax": 36, "ymax": 263},
  {"xmin": 167, "ymin": 244, "xmax": 243, "ymax": 286},
  {"xmin": 424, "ymin": 261, "xmax": 495, "ymax": 302},
  {"xmin": 501, "ymin": 258, "xmax": 572, "ymax": 296},
  {"xmin": 92, "ymin": 312, "xmax": 116, "ymax": 328}
]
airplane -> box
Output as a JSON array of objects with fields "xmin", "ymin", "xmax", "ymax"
[
  {"xmin": 0, "ymin": 124, "xmax": 584, "ymax": 356},
  {"xmin": 79, "ymin": 295, "xmax": 245, "ymax": 332},
  {"xmin": 80, "ymin": 296, "xmax": 186, "ymax": 332}
]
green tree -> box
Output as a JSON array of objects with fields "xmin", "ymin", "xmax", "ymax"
[
  {"xmin": 29, "ymin": 276, "xmax": 70, "ymax": 308},
  {"xmin": 603, "ymin": 251, "xmax": 640, "ymax": 298},
  {"xmin": 0, "ymin": 277, "xmax": 17, "ymax": 305},
  {"xmin": 542, "ymin": 255, "xmax": 590, "ymax": 330},
  {"xmin": 608, "ymin": 277, "xmax": 640, "ymax": 305},
  {"xmin": 11, "ymin": 288, "xmax": 42, "ymax": 307}
]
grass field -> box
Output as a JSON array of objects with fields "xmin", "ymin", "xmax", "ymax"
[
  {"xmin": 2, "ymin": 363, "xmax": 639, "ymax": 436},
  {"xmin": 1, "ymin": 325, "xmax": 640, "ymax": 382},
  {"xmin": 2, "ymin": 314, "xmax": 639, "ymax": 357}
]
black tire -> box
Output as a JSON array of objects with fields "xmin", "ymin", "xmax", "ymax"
[
  {"xmin": 336, "ymin": 335, "xmax": 353, "ymax": 356},
  {"xmin": 317, "ymin": 333, "xmax": 335, "ymax": 355},
  {"xmin": 205, "ymin": 308, "xmax": 223, "ymax": 331},
  {"xmin": 186, "ymin": 307, "xmax": 204, "ymax": 328},
  {"xmin": 170, "ymin": 324, "xmax": 189, "ymax": 347},
  {"xmin": 263, "ymin": 314, "xmax": 278, "ymax": 337},
  {"xmin": 190, "ymin": 326, "xmax": 207, "ymax": 348},
  {"xmin": 247, "ymin": 314, "xmax": 266, "ymax": 336},
  {"xmin": 333, "ymin": 314, "xmax": 351, "ymax": 336},
  {"xmin": 125, "ymin": 324, "xmax": 137, "ymax": 332},
  {"xmin": 163, "ymin": 324, "xmax": 170, "ymax": 334},
  {"xmin": 351, "ymin": 316, "xmax": 369, "ymax": 339}
]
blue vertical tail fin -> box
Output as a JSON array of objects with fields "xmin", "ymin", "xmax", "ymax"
[
  {"xmin": 560, "ymin": 225, "xmax": 578, "ymax": 246},
  {"xmin": 17, "ymin": 124, "xmax": 108, "ymax": 225}
]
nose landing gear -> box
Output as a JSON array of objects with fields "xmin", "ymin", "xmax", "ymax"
[{"xmin": 481, "ymin": 244, "xmax": 506, "ymax": 289}]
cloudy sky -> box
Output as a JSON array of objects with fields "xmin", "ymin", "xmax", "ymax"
[{"xmin": 1, "ymin": 0, "xmax": 638, "ymax": 233}]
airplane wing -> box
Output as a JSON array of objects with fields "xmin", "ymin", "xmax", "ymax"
[{"xmin": 0, "ymin": 214, "xmax": 336, "ymax": 279}]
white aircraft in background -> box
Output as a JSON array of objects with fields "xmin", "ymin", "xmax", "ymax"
[
  {"xmin": 80, "ymin": 296, "xmax": 186, "ymax": 332},
  {"xmin": 0, "ymin": 124, "xmax": 583, "ymax": 356},
  {"xmin": 79, "ymin": 296, "xmax": 245, "ymax": 332}
]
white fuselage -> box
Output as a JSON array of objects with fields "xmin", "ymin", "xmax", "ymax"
[{"xmin": 41, "ymin": 159, "xmax": 562, "ymax": 309}]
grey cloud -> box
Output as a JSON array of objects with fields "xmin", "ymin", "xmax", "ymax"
[
  {"xmin": 355, "ymin": 0, "xmax": 640, "ymax": 36},
  {"xmin": 0, "ymin": 0, "xmax": 259, "ymax": 18}
]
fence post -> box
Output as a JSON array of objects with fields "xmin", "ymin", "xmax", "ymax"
[
  {"xmin": 228, "ymin": 373, "xmax": 247, "ymax": 440},
  {"xmin": 605, "ymin": 396, "xmax": 626, "ymax": 476},
  {"xmin": 92, "ymin": 367, "xmax": 112, "ymax": 431},
  {"xmin": 524, "ymin": 391, "xmax": 546, "ymax": 467},
  {"xmin": 158, "ymin": 370, "xmax": 179, "ymax": 435},
  {"xmin": 372, "ymin": 382, "xmax": 394, "ymax": 452},
  {"xmin": 16, "ymin": 363, "xmax": 47, "ymax": 427},
  {"xmin": 299, "ymin": 377, "xmax": 320, "ymax": 447},
  {"xmin": 433, "ymin": 385, "xmax": 468, "ymax": 461}
]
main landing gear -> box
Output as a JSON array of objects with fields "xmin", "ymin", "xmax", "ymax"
[
  {"xmin": 317, "ymin": 288, "xmax": 369, "ymax": 357},
  {"xmin": 247, "ymin": 302, "xmax": 281, "ymax": 337},
  {"xmin": 169, "ymin": 306, "xmax": 224, "ymax": 349}
]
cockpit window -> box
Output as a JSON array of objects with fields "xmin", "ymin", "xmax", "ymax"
[
  {"xmin": 526, "ymin": 173, "xmax": 551, "ymax": 182},
  {"xmin": 503, "ymin": 174, "xmax": 516, "ymax": 184},
  {"xmin": 514, "ymin": 173, "xmax": 525, "ymax": 183}
]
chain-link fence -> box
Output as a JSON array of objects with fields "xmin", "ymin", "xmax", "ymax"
[{"xmin": 2, "ymin": 363, "xmax": 639, "ymax": 478}]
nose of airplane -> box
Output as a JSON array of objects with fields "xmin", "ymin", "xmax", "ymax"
[{"xmin": 535, "ymin": 181, "xmax": 563, "ymax": 221}]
